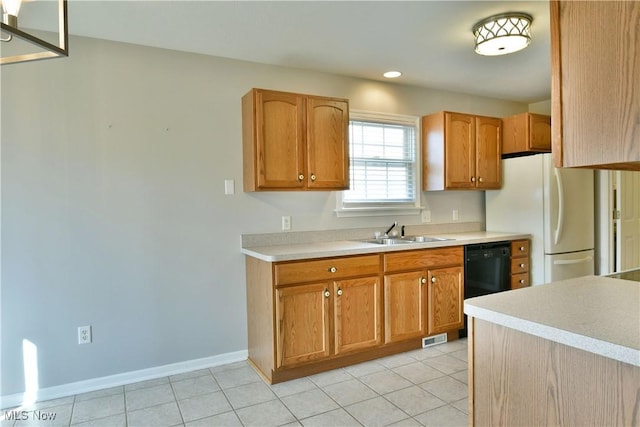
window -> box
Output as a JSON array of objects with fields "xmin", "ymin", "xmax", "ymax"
[{"xmin": 337, "ymin": 111, "xmax": 420, "ymax": 216}]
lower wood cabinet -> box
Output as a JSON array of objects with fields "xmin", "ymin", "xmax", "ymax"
[
  {"xmin": 246, "ymin": 245, "xmax": 465, "ymax": 384},
  {"xmin": 510, "ymin": 239, "xmax": 531, "ymax": 289}
]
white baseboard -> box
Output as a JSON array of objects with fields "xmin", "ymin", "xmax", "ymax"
[{"xmin": 1, "ymin": 349, "xmax": 248, "ymax": 410}]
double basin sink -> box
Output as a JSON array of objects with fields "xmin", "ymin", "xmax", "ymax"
[{"xmin": 359, "ymin": 236, "xmax": 454, "ymax": 246}]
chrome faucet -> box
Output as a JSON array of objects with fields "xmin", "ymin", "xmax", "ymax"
[{"xmin": 384, "ymin": 221, "xmax": 397, "ymax": 236}]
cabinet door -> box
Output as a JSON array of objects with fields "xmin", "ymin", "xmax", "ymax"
[
  {"xmin": 475, "ymin": 116, "xmax": 502, "ymax": 189},
  {"xmin": 445, "ymin": 113, "xmax": 476, "ymax": 189},
  {"xmin": 529, "ymin": 114, "xmax": 551, "ymax": 151},
  {"xmin": 276, "ymin": 283, "xmax": 331, "ymax": 368},
  {"xmin": 255, "ymin": 90, "xmax": 306, "ymax": 189},
  {"xmin": 306, "ymin": 97, "xmax": 350, "ymax": 189},
  {"xmin": 427, "ymin": 266, "xmax": 463, "ymax": 335},
  {"xmin": 333, "ymin": 276, "xmax": 382, "ymax": 355},
  {"xmin": 384, "ymin": 271, "xmax": 426, "ymax": 344}
]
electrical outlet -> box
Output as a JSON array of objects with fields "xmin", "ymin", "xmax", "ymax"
[
  {"xmin": 78, "ymin": 326, "xmax": 92, "ymax": 344},
  {"xmin": 452, "ymin": 209, "xmax": 459, "ymax": 221},
  {"xmin": 282, "ymin": 216, "xmax": 291, "ymax": 231},
  {"xmin": 421, "ymin": 210, "xmax": 431, "ymax": 223}
]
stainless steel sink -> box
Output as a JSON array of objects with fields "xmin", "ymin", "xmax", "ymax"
[{"xmin": 360, "ymin": 236, "xmax": 454, "ymax": 245}]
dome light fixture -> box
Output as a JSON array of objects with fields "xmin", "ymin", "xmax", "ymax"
[{"xmin": 472, "ymin": 12, "xmax": 533, "ymax": 56}]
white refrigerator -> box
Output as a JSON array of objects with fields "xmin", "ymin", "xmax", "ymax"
[{"xmin": 486, "ymin": 153, "xmax": 594, "ymax": 285}]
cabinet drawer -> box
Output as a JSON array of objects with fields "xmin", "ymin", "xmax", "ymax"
[
  {"xmin": 275, "ymin": 255, "xmax": 380, "ymax": 286},
  {"xmin": 511, "ymin": 257, "xmax": 529, "ymax": 274},
  {"xmin": 511, "ymin": 240, "xmax": 530, "ymax": 257},
  {"xmin": 384, "ymin": 247, "xmax": 463, "ymax": 273},
  {"xmin": 511, "ymin": 273, "xmax": 530, "ymax": 289}
]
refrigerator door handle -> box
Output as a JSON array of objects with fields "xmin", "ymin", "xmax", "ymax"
[
  {"xmin": 553, "ymin": 256, "xmax": 593, "ymax": 265},
  {"xmin": 554, "ymin": 168, "xmax": 565, "ymax": 245}
]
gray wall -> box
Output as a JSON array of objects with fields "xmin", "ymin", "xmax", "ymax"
[{"xmin": 1, "ymin": 35, "xmax": 525, "ymax": 396}]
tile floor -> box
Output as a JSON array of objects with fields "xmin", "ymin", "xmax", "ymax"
[{"xmin": 2, "ymin": 339, "xmax": 468, "ymax": 427}]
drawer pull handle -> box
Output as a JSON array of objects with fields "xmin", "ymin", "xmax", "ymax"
[
  {"xmin": 328, "ymin": 267, "xmax": 337, "ymax": 273},
  {"xmin": 431, "ymin": 277, "xmax": 437, "ymax": 283},
  {"xmin": 421, "ymin": 277, "xmax": 427, "ymax": 284},
  {"xmin": 324, "ymin": 290, "xmax": 330, "ymax": 298},
  {"xmin": 337, "ymin": 288, "xmax": 343, "ymax": 296}
]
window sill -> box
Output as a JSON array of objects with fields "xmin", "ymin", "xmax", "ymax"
[{"xmin": 334, "ymin": 206, "xmax": 424, "ymax": 218}]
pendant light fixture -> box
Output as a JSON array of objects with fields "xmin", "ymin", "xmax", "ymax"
[
  {"xmin": 1, "ymin": 0, "xmax": 68, "ymax": 65},
  {"xmin": 472, "ymin": 12, "xmax": 532, "ymax": 56}
]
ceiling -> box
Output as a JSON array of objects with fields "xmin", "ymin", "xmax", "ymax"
[{"xmin": 24, "ymin": 0, "xmax": 552, "ymax": 103}]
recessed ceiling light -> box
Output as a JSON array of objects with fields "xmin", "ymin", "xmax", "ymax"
[{"xmin": 383, "ymin": 71, "xmax": 402, "ymax": 78}]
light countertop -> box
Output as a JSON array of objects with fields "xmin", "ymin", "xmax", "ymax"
[
  {"xmin": 241, "ymin": 231, "xmax": 531, "ymax": 262},
  {"xmin": 465, "ymin": 275, "xmax": 640, "ymax": 366}
]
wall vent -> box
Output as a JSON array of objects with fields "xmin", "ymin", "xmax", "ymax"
[{"xmin": 422, "ymin": 333, "xmax": 447, "ymax": 348}]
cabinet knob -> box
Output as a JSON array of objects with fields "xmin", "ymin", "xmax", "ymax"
[
  {"xmin": 324, "ymin": 290, "xmax": 330, "ymax": 298},
  {"xmin": 328, "ymin": 267, "xmax": 337, "ymax": 273},
  {"xmin": 478, "ymin": 177, "xmax": 484, "ymax": 183},
  {"xmin": 310, "ymin": 174, "xmax": 316, "ymax": 181},
  {"xmin": 519, "ymin": 279, "xmax": 525, "ymax": 284},
  {"xmin": 520, "ymin": 246, "xmax": 525, "ymax": 251},
  {"xmin": 520, "ymin": 263, "xmax": 526, "ymax": 268},
  {"xmin": 431, "ymin": 276, "xmax": 437, "ymax": 283},
  {"xmin": 470, "ymin": 177, "xmax": 476, "ymax": 182},
  {"xmin": 421, "ymin": 277, "xmax": 427, "ymax": 284},
  {"xmin": 298, "ymin": 174, "xmax": 304, "ymax": 182},
  {"xmin": 337, "ymin": 288, "xmax": 343, "ymax": 296}
]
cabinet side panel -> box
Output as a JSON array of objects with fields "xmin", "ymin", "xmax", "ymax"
[
  {"xmin": 550, "ymin": 0, "xmax": 564, "ymax": 167},
  {"xmin": 242, "ymin": 90, "xmax": 257, "ymax": 191},
  {"xmin": 246, "ymin": 256, "xmax": 275, "ymax": 381},
  {"xmin": 556, "ymin": 1, "xmax": 640, "ymax": 168},
  {"xmin": 422, "ymin": 112, "xmax": 446, "ymax": 191},
  {"xmin": 472, "ymin": 319, "xmax": 640, "ymax": 426}
]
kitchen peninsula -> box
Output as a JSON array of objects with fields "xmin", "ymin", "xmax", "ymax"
[{"xmin": 465, "ymin": 275, "xmax": 640, "ymax": 426}]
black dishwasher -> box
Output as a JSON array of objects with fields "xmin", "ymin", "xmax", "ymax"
[{"xmin": 461, "ymin": 241, "xmax": 511, "ymax": 337}]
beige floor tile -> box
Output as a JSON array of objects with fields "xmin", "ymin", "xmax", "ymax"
[
  {"xmin": 387, "ymin": 417, "xmax": 423, "ymax": 426},
  {"xmin": 169, "ymin": 369, "xmax": 212, "ymax": 383},
  {"xmin": 269, "ymin": 377, "xmax": 317, "ymax": 398},
  {"xmin": 125, "ymin": 383, "xmax": 175, "ymax": 411},
  {"xmin": 176, "ymin": 391, "xmax": 231, "ymax": 423},
  {"xmin": 419, "ymin": 376, "xmax": 467, "ymax": 403},
  {"xmin": 71, "ymin": 413, "xmax": 126, "ymax": 427},
  {"xmin": 426, "ymin": 354, "xmax": 468, "ymax": 375},
  {"xmin": 413, "ymin": 404, "xmax": 468, "ymax": 427},
  {"xmin": 405, "ymin": 347, "xmax": 446, "ymax": 361},
  {"xmin": 307, "ymin": 368, "xmax": 353, "ymax": 387},
  {"xmin": 392, "ymin": 361, "xmax": 446, "ymax": 384},
  {"xmin": 343, "ymin": 359, "xmax": 386, "ymax": 378},
  {"xmin": 213, "ymin": 366, "xmax": 261, "ymax": 389},
  {"xmin": 127, "ymin": 401, "xmax": 183, "ymax": 427},
  {"xmin": 451, "ymin": 398, "xmax": 468, "ymax": 414},
  {"xmin": 449, "ymin": 349, "xmax": 468, "ymax": 362},
  {"xmin": 435, "ymin": 339, "xmax": 468, "ymax": 354},
  {"xmin": 450, "ymin": 370, "xmax": 468, "ymax": 385},
  {"xmin": 125, "ymin": 377, "xmax": 170, "ymax": 392},
  {"xmin": 359, "ymin": 370, "xmax": 413, "ymax": 395},
  {"xmin": 171, "ymin": 375, "xmax": 220, "ymax": 401},
  {"xmin": 376, "ymin": 353, "xmax": 417, "ymax": 369},
  {"xmin": 71, "ymin": 394, "xmax": 124, "ymax": 424},
  {"xmin": 208, "ymin": 361, "xmax": 248, "ymax": 374},
  {"xmin": 299, "ymin": 408, "xmax": 360, "ymax": 426},
  {"xmin": 235, "ymin": 400, "xmax": 296, "ymax": 427},
  {"xmin": 321, "ymin": 378, "xmax": 377, "ymax": 406},
  {"xmin": 183, "ymin": 411, "xmax": 242, "ymax": 427},
  {"xmin": 384, "ymin": 385, "xmax": 446, "ymax": 416},
  {"xmin": 281, "ymin": 388, "xmax": 338, "ymax": 419},
  {"xmin": 223, "ymin": 381, "xmax": 276, "ymax": 409},
  {"xmin": 74, "ymin": 386, "xmax": 123, "ymax": 403},
  {"xmin": 344, "ymin": 396, "xmax": 408, "ymax": 427}
]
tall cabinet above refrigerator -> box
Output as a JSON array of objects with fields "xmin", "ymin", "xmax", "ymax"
[{"xmin": 486, "ymin": 153, "xmax": 594, "ymax": 285}]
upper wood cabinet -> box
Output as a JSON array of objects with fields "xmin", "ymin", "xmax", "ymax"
[
  {"xmin": 502, "ymin": 113, "xmax": 551, "ymax": 158},
  {"xmin": 242, "ymin": 88, "xmax": 350, "ymax": 191},
  {"xmin": 550, "ymin": 1, "xmax": 640, "ymax": 170},
  {"xmin": 422, "ymin": 111, "xmax": 502, "ymax": 190}
]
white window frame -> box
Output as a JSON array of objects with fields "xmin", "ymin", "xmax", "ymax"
[{"xmin": 335, "ymin": 110, "xmax": 423, "ymax": 217}]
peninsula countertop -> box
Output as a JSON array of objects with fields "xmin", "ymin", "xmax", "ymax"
[
  {"xmin": 241, "ymin": 231, "xmax": 530, "ymax": 262},
  {"xmin": 464, "ymin": 275, "xmax": 640, "ymax": 366}
]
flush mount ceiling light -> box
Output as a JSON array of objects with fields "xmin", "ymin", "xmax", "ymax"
[
  {"xmin": 472, "ymin": 12, "xmax": 532, "ymax": 56},
  {"xmin": 1, "ymin": 0, "xmax": 68, "ymax": 65}
]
